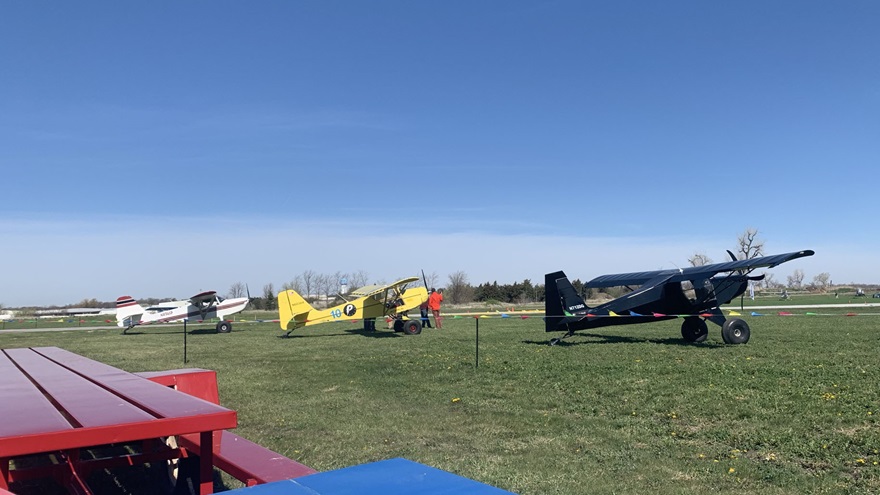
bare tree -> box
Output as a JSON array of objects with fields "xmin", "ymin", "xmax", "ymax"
[
  {"xmin": 313, "ymin": 274, "xmax": 330, "ymax": 302},
  {"xmin": 228, "ymin": 282, "xmax": 246, "ymax": 298},
  {"xmin": 350, "ymin": 270, "xmax": 369, "ymax": 289},
  {"xmin": 447, "ymin": 271, "xmax": 474, "ymax": 304},
  {"xmin": 301, "ymin": 270, "xmax": 316, "ymax": 297},
  {"xmin": 786, "ymin": 269, "xmax": 805, "ymax": 288},
  {"xmin": 762, "ymin": 273, "xmax": 777, "ymax": 289},
  {"xmin": 737, "ymin": 228, "xmax": 765, "ymax": 260},
  {"xmin": 282, "ymin": 275, "xmax": 303, "ymax": 293},
  {"xmin": 688, "ymin": 253, "xmax": 713, "ymax": 267},
  {"xmin": 423, "ymin": 271, "xmax": 440, "ymax": 289},
  {"xmin": 811, "ymin": 272, "xmax": 830, "ymax": 291}
]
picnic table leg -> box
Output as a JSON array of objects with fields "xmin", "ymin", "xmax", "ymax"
[
  {"xmin": 199, "ymin": 431, "xmax": 214, "ymax": 495},
  {"xmin": 0, "ymin": 458, "xmax": 8, "ymax": 490},
  {"xmin": 61, "ymin": 450, "xmax": 93, "ymax": 495}
]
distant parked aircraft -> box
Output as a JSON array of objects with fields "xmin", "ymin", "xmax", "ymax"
[{"xmin": 116, "ymin": 291, "xmax": 249, "ymax": 334}]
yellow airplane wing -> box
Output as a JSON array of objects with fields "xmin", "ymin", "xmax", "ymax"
[{"xmin": 350, "ymin": 277, "xmax": 420, "ymax": 298}]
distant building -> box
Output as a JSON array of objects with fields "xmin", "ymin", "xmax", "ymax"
[{"xmin": 33, "ymin": 308, "xmax": 116, "ymax": 319}]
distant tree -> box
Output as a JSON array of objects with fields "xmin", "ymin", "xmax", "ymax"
[
  {"xmin": 737, "ymin": 228, "xmax": 765, "ymax": 260},
  {"xmin": 282, "ymin": 275, "xmax": 303, "ymax": 293},
  {"xmin": 786, "ymin": 269, "xmax": 805, "ymax": 288},
  {"xmin": 762, "ymin": 273, "xmax": 777, "ymax": 289},
  {"xmin": 262, "ymin": 283, "xmax": 276, "ymax": 310},
  {"xmin": 533, "ymin": 283, "xmax": 545, "ymax": 303},
  {"xmin": 423, "ymin": 271, "xmax": 440, "ymax": 290},
  {"xmin": 447, "ymin": 271, "xmax": 473, "ymax": 304},
  {"xmin": 313, "ymin": 274, "xmax": 330, "ymax": 302},
  {"xmin": 517, "ymin": 279, "xmax": 535, "ymax": 304},
  {"xmin": 228, "ymin": 282, "xmax": 246, "ymax": 299},
  {"xmin": 350, "ymin": 270, "xmax": 369, "ymax": 289},
  {"xmin": 301, "ymin": 270, "xmax": 316, "ymax": 297},
  {"xmin": 688, "ymin": 253, "xmax": 713, "ymax": 267},
  {"xmin": 811, "ymin": 272, "xmax": 831, "ymax": 291},
  {"xmin": 474, "ymin": 281, "xmax": 503, "ymax": 302}
]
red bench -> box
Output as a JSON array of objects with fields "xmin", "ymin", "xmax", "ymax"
[
  {"xmin": 136, "ymin": 369, "xmax": 317, "ymax": 487},
  {"xmin": 1, "ymin": 347, "xmax": 238, "ymax": 495}
]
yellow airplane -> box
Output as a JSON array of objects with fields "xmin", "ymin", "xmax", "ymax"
[{"xmin": 277, "ymin": 277, "xmax": 429, "ymax": 337}]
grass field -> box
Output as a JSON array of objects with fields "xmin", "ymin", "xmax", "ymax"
[{"xmin": 2, "ymin": 310, "xmax": 879, "ymax": 494}]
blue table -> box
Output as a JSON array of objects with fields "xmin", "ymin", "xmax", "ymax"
[{"xmin": 224, "ymin": 458, "xmax": 515, "ymax": 494}]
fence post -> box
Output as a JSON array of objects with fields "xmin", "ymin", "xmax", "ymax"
[{"xmin": 475, "ymin": 317, "xmax": 479, "ymax": 368}]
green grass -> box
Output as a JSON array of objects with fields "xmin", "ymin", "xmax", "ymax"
[{"xmin": 2, "ymin": 312, "xmax": 879, "ymax": 494}]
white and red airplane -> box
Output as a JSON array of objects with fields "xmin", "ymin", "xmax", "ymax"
[{"xmin": 115, "ymin": 291, "xmax": 249, "ymax": 334}]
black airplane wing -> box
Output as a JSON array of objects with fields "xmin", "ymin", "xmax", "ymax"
[{"xmin": 586, "ymin": 250, "xmax": 814, "ymax": 288}]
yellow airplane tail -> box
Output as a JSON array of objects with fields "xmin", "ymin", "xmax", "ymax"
[{"xmin": 278, "ymin": 290, "xmax": 314, "ymax": 331}]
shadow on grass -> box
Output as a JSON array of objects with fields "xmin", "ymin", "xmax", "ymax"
[
  {"xmin": 522, "ymin": 333, "xmax": 725, "ymax": 348},
  {"xmin": 278, "ymin": 327, "xmax": 403, "ymax": 339},
  {"xmin": 344, "ymin": 328, "xmax": 403, "ymax": 338},
  {"xmin": 122, "ymin": 327, "xmax": 222, "ymax": 336},
  {"xmin": 188, "ymin": 328, "xmax": 223, "ymax": 335}
]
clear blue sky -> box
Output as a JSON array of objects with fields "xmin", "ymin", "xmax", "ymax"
[{"xmin": 2, "ymin": 1, "xmax": 877, "ymax": 306}]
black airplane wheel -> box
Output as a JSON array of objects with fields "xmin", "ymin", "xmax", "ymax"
[
  {"xmin": 402, "ymin": 320, "xmax": 422, "ymax": 335},
  {"xmin": 393, "ymin": 319, "xmax": 404, "ymax": 333},
  {"xmin": 681, "ymin": 317, "xmax": 708, "ymax": 343},
  {"xmin": 216, "ymin": 321, "xmax": 232, "ymax": 333},
  {"xmin": 721, "ymin": 318, "xmax": 750, "ymax": 344}
]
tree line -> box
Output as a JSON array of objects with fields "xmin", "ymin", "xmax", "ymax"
[{"xmin": 2, "ymin": 229, "xmax": 840, "ymax": 311}]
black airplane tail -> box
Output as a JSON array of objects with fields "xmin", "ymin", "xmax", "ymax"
[{"xmin": 544, "ymin": 271, "xmax": 588, "ymax": 333}]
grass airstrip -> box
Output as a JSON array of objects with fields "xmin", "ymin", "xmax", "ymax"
[{"xmin": 2, "ymin": 305, "xmax": 879, "ymax": 494}]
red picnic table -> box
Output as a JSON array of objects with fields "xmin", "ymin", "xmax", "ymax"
[{"xmin": 0, "ymin": 346, "xmax": 238, "ymax": 495}]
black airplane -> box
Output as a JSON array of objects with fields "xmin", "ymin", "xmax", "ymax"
[{"xmin": 545, "ymin": 249, "xmax": 814, "ymax": 345}]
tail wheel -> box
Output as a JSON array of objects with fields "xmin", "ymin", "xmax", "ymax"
[
  {"xmin": 721, "ymin": 318, "xmax": 750, "ymax": 344},
  {"xmin": 402, "ymin": 319, "xmax": 422, "ymax": 335},
  {"xmin": 216, "ymin": 321, "xmax": 232, "ymax": 333},
  {"xmin": 681, "ymin": 317, "xmax": 708, "ymax": 343}
]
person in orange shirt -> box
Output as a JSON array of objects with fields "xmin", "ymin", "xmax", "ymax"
[{"xmin": 428, "ymin": 288, "xmax": 444, "ymax": 329}]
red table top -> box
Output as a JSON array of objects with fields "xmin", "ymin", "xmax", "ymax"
[{"xmin": 0, "ymin": 347, "xmax": 237, "ymax": 458}]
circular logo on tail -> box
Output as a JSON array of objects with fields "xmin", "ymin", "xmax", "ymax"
[{"xmin": 343, "ymin": 304, "xmax": 356, "ymax": 316}]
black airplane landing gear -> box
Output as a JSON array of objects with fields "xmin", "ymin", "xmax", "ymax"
[
  {"xmin": 391, "ymin": 316, "xmax": 422, "ymax": 335},
  {"xmin": 681, "ymin": 317, "xmax": 708, "ymax": 343},
  {"xmin": 549, "ymin": 331, "xmax": 575, "ymax": 346},
  {"xmin": 216, "ymin": 321, "xmax": 232, "ymax": 333},
  {"xmin": 721, "ymin": 318, "xmax": 750, "ymax": 344},
  {"xmin": 402, "ymin": 319, "xmax": 422, "ymax": 335}
]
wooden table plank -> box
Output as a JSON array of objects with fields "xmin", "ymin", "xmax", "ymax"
[
  {"xmin": 5, "ymin": 348, "xmax": 157, "ymax": 428},
  {"xmin": 34, "ymin": 347, "xmax": 235, "ymax": 420},
  {"xmin": 0, "ymin": 350, "xmax": 72, "ymax": 438}
]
